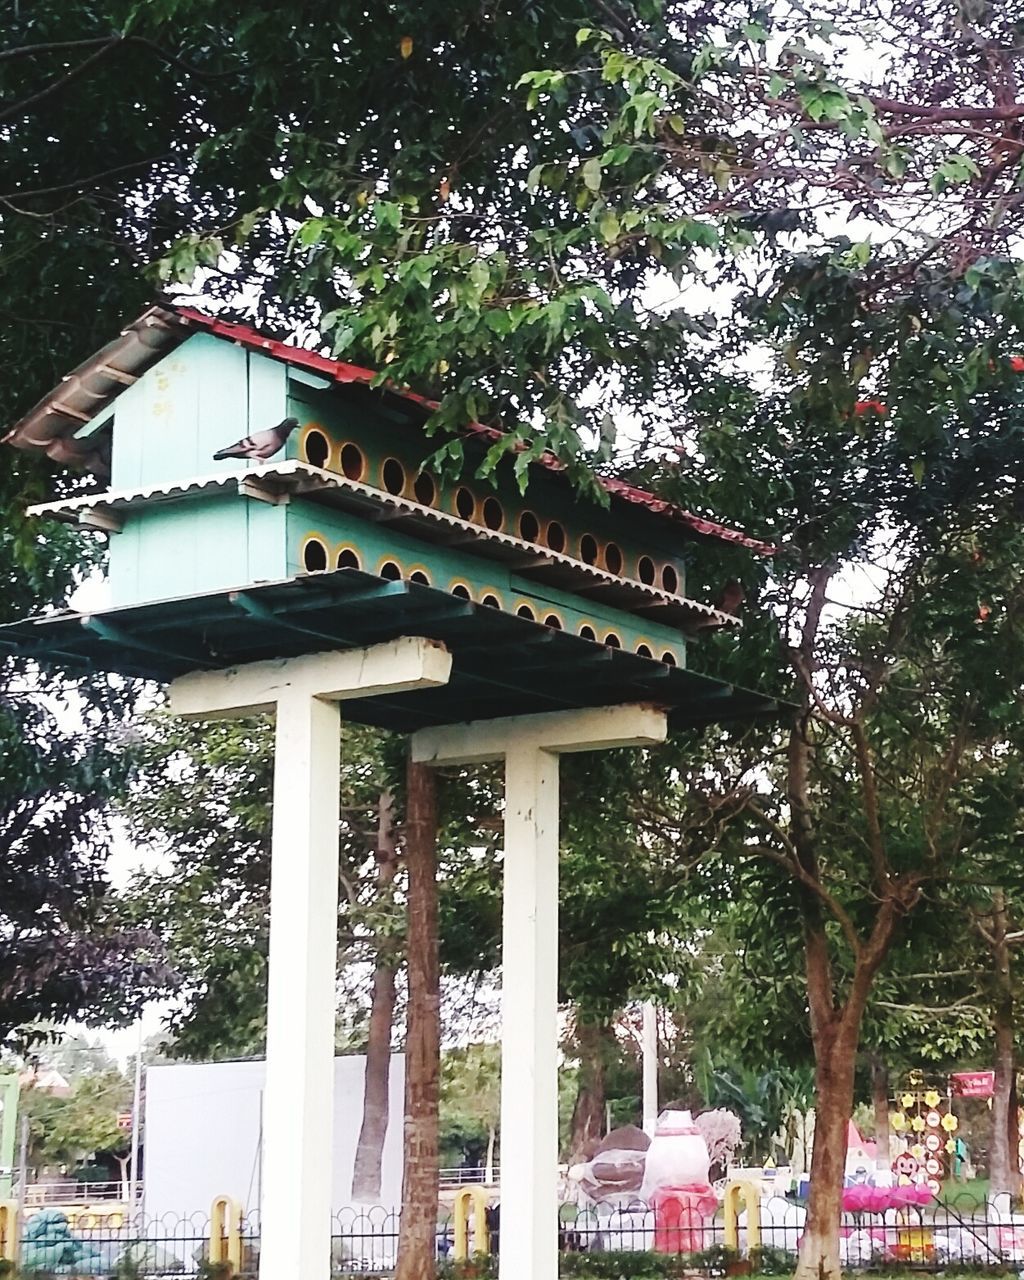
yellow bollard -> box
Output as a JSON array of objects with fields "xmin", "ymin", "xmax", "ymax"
[
  {"xmin": 452, "ymin": 1186, "xmax": 490, "ymax": 1260},
  {"xmin": 723, "ymin": 1179, "xmax": 761, "ymax": 1253},
  {"xmin": 209, "ymin": 1195, "xmax": 243, "ymax": 1275},
  {"xmin": 0, "ymin": 1201, "xmax": 18, "ymax": 1263}
]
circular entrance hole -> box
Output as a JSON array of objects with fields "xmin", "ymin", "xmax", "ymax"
[
  {"xmin": 302, "ymin": 538, "xmax": 328, "ymax": 572},
  {"xmin": 336, "ymin": 547, "xmax": 360, "ymax": 570},
  {"xmin": 519, "ymin": 511, "xmax": 540, "ymax": 542},
  {"xmin": 580, "ymin": 533, "xmax": 598, "ymax": 565},
  {"xmin": 579, "ymin": 624, "xmax": 596, "ymax": 641},
  {"xmin": 340, "ymin": 442, "xmax": 365, "ymax": 481},
  {"xmin": 410, "ymin": 570, "xmax": 430, "ymax": 585},
  {"xmin": 382, "ymin": 457, "xmax": 406, "ymax": 495},
  {"xmin": 414, "ymin": 471, "xmax": 436, "ymax": 506},
  {"xmin": 638, "ymin": 555, "xmax": 656, "ymax": 585},
  {"xmin": 544, "ymin": 614, "xmax": 563, "ymax": 630},
  {"xmin": 379, "ymin": 560, "xmax": 402, "ymax": 580},
  {"xmin": 545, "ymin": 521, "xmax": 566, "ymax": 553},
  {"xmin": 517, "ymin": 604, "xmax": 536, "ymax": 621},
  {"xmin": 482, "ymin": 593, "xmax": 502, "ymax": 609},
  {"xmin": 605, "ymin": 543, "xmax": 623, "ymax": 575},
  {"xmin": 604, "ymin": 632, "xmax": 622, "ymax": 648},
  {"xmin": 303, "ymin": 429, "xmax": 330, "ymax": 469},
  {"xmin": 455, "ymin": 487, "xmax": 476, "ymax": 520},
  {"xmin": 661, "ymin": 650, "xmax": 677, "ymax": 666},
  {"xmin": 661, "ymin": 563, "xmax": 679, "ymax": 594},
  {"xmin": 482, "ymin": 497, "xmax": 504, "ymax": 531},
  {"xmin": 451, "ymin": 583, "xmax": 471, "ymax": 600},
  {"xmin": 636, "ymin": 643, "xmax": 653, "ymax": 658}
]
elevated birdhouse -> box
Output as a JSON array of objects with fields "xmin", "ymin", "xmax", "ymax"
[{"xmin": 1, "ymin": 305, "xmax": 775, "ymax": 730}]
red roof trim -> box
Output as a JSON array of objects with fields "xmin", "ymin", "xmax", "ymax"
[{"xmin": 174, "ymin": 306, "xmax": 776, "ymax": 556}]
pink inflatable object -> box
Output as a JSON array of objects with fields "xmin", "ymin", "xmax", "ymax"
[
  {"xmin": 651, "ymin": 1185, "xmax": 719, "ymax": 1253},
  {"xmin": 644, "ymin": 1112, "xmax": 715, "ymax": 1253},
  {"xmin": 842, "ymin": 1184, "xmax": 934, "ymax": 1213}
]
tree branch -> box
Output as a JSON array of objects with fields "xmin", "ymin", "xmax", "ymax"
[
  {"xmin": 0, "ymin": 37, "xmax": 121, "ymax": 125},
  {"xmin": 0, "ymin": 154, "xmax": 174, "ymax": 203},
  {"xmin": 850, "ymin": 720, "xmax": 891, "ymax": 893}
]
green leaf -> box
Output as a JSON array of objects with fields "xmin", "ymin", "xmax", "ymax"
[
  {"xmin": 598, "ymin": 210, "xmax": 620, "ymax": 243},
  {"xmin": 297, "ymin": 218, "xmax": 326, "ymax": 247},
  {"xmin": 581, "ymin": 157, "xmax": 603, "ymax": 193}
]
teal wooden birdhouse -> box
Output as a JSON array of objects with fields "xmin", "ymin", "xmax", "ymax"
[{"xmin": 1, "ymin": 305, "xmax": 775, "ymax": 729}]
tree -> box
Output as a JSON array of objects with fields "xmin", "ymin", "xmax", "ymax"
[
  {"xmin": 395, "ymin": 760, "xmax": 440, "ymax": 1280},
  {"xmin": 440, "ymin": 1042, "xmax": 501, "ymax": 1181},
  {"xmin": 352, "ymin": 789, "xmax": 401, "ymax": 1202},
  {"xmin": 0, "ymin": 560, "xmax": 170, "ymax": 1047},
  {"xmin": 20, "ymin": 1064, "xmax": 131, "ymax": 1172}
]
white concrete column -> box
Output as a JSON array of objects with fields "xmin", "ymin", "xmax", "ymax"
[
  {"xmin": 642, "ymin": 1001, "xmax": 659, "ymax": 1136},
  {"xmin": 260, "ymin": 690, "xmax": 341, "ymax": 1279},
  {"xmin": 169, "ymin": 639, "xmax": 453, "ymax": 1280},
  {"xmin": 411, "ymin": 705, "xmax": 668, "ymax": 1280},
  {"xmin": 500, "ymin": 744, "xmax": 561, "ymax": 1280}
]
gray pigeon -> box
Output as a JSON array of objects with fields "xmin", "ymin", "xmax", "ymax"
[{"xmin": 212, "ymin": 416, "xmax": 299, "ymax": 461}]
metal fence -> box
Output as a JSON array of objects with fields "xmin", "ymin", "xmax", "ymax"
[
  {"xmin": 10, "ymin": 1191, "xmax": 1024, "ymax": 1275},
  {"xmin": 438, "ymin": 1166, "xmax": 498, "ymax": 1187},
  {"xmin": 552, "ymin": 1191, "xmax": 1024, "ymax": 1269}
]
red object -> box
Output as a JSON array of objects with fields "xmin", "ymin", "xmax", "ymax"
[
  {"xmin": 951, "ymin": 1070, "xmax": 995, "ymax": 1098},
  {"xmin": 650, "ymin": 1183, "xmax": 717, "ymax": 1253},
  {"xmin": 172, "ymin": 306, "xmax": 777, "ymax": 556}
]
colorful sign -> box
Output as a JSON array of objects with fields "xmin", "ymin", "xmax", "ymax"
[
  {"xmin": 951, "ymin": 1071, "xmax": 995, "ymax": 1098},
  {"xmin": 892, "ymin": 1083, "xmax": 956, "ymax": 1193}
]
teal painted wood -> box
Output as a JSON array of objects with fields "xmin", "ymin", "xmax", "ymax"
[
  {"xmin": 246, "ymin": 499, "xmax": 290, "ymax": 586},
  {"xmin": 100, "ymin": 339, "xmax": 689, "ymax": 604},
  {"xmin": 107, "ymin": 518, "xmax": 142, "ymax": 606},
  {"xmin": 246, "ymin": 344, "xmax": 288, "ymax": 437},
  {"xmin": 96, "ymin": 340, "xmax": 705, "ymax": 661},
  {"xmin": 107, "ymin": 335, "xmax": 289, "ymax": 491},
  {"xmin": 106, "ymin": 483, "xmax": 689, "ymax": 662},
  {"xmin": 284, "ymin": 498, "xmax": 688, "ymax": 663},
  {"xmin": 108, "ymin": 497, "xmax": 283, "ymax": 607},
  {"xmin": 284, "ymin": 375, "xmax": 688, "ymax": 596}
]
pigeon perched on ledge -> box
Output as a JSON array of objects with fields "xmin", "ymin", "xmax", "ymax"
[{"xmin": 212, "ymin": 417, "xmax": 300, "ymax": 461}]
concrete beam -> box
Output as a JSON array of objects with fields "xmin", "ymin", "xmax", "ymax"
[
  {"xmin": 168, "ymin": 635, "xmax": 452, "ymax": 718},
  {"xmin": 410, "ymin": 702, "xmax": 668, "ymax": 764}
]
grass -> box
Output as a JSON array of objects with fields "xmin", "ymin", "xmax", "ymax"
[{"xmin": 939, "ymin": 1180, "xmax": 990, "ymax": 1212}]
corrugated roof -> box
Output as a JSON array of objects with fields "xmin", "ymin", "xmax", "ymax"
[
  {"xmin": 29, "ymin": 459, "xmax": 739, "ymax": 633},
  {"xmin": 4, "ymin": 302, "xmax": 776, "ymax": 555}
]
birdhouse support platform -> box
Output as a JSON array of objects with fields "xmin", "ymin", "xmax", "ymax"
[
  {"xmin": 412, "ymin": 706, "xmax": 667, "ymax": 1280},
  {"xmin": 169, "ymin": 637, "xmax": 664, "ymax": 1280},
  {"xmin": 169, "ymin": 637, "xmax": 453, "ymax": 1280}
]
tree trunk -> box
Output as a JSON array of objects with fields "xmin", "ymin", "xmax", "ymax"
[
  {"xmin": 988, "ymin": 890, "xmax": 1018, "ymax": 1201},
  {"xmin": 870, "ymin": 1053, "xmax": 890, "ymax": 1172},
  {"xmin": 394, "ymin": 761, "xmax": 440, "ymax": 1280},
  {"xmin": 485, "ymin": 1126, "xmax": 496, "ymax": 1185},
  {"xmin": 352, "ymin": 963, "xmax": 398, "ymax": 1200},
  {"xmin": 569, "ymin": 1016, "xmax": 610, "ymax": 1160},
  {"xmin": 115, "ymin": 1153, "xmax": 131, "ymax": 1201},
  {"xmin": 795, "ymin": 1009, "xmax": 862, "ymax": 1280},
  {"xmin": 352, "ymin": 791, "xmax": 399, "ymax": 1203}
]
